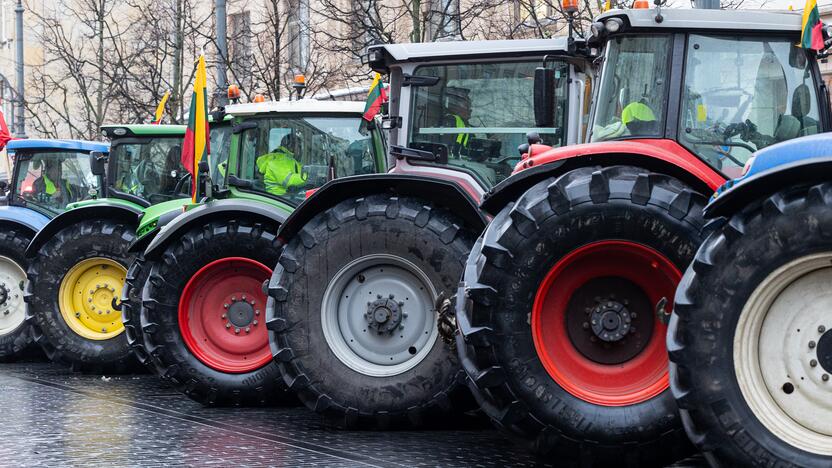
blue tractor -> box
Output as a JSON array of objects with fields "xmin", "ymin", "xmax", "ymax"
[
  {"xmin": 668, "ymin": 132, "xmax": 832, "ymax": 465},
  {"xmin": 0, "ymin": 139, "xmax": 108, "ymax": 360}
]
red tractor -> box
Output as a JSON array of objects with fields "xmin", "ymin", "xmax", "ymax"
[{"xmin": 456, "ymin": 6, "xmax": 831, "ymax": 464}]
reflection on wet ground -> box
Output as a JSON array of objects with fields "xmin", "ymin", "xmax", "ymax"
[{"xmin": 0, "ymin": 360, "xmax": 536, "ymax": 467}]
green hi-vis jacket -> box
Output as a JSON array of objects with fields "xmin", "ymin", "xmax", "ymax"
[{"xmin": 256, "ymin": 146, "xmax": 307, "ymax": 196}]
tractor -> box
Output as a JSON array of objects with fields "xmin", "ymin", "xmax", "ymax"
[
  {"xmin": 0, "ymin": 139, "xmax": 108, "ymax": 360},
  {"xmin": 454, "ymin": 6, "xmax": 831, "ymax": 465},
  {"xmin": 667, "ymin": 134, "xmax": 832, "ymax": 464},
  {"xmin": 122, "ymin": 99, "xmax": 387, "ymax": 406},
  {"xmin": 23, "ymin": 122, "xmax": 231, "ymax": 373},
  {"xmin": 263, "ymin": 38, "xmax": 592, "ymax": 427}
]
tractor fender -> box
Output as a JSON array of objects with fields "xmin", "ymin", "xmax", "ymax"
[
  {"xmin": 481, "ymin": 139, "xmax": 725, "ymax": 216},
  {"xmin": 25, "ymin": 203, "xmax": 142, "ymax": 257},
  {"xmin": 143, "ymin": 198, "xmax": 290, "ymax": 260},
  {"xmin": 706, "ymin": 156, "xmax": 832, "ymax": 219},
  {"xmin": 0, "ymin": 205, "xmax": 50, "ymax": 237},
  {"xmin": 277, "ymin": 174, "xmax": 488, "ymax": 244}
]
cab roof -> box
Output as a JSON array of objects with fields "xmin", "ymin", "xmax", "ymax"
[
  {"xmin": 6, "ymin": 139, "xmax": 109, "ymax": 154},
  {"xmin": 101, "ymin": 124, "xmax": 186, "ymax": 138},
  {"xmin": 368, "ymin": 37, "xmax": 573, "ymax": 72},
  {"xmin": 598, "ymin": 8, "xmax": 802, "ymax": 33},
  {"xmin": 226, "ymin": 99, "xmax": 364, "ymax": 116}
]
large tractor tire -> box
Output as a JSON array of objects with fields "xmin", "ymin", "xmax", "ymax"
[
  {"xmin": 0, "ymin": 226, "xmax": 34, "ymax": 361},
  {"xmin": 669, "ymin": 182, "xmax": 832, "ymax": 466},
  {"xmin": 139, "ymin": 218, "xmax": 294, "ymax": 406},
  {"xmin": 267, "ymin": 194, "xmax": 475, "ymax": 428},
  {"xmin": 25, "ymin": 219, "xmax": 137, "ymax": 373},
  {"xmin": 120, "ymin": 254, "xmax": 152, "ymax": 365},
  {"xmin": 456, "ymin": 166, "xmax": 704, "ymax": 465}
]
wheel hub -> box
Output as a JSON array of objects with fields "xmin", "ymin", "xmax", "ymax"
[
  {"xmin": 365, "ymin": 295, "xmax": 404, "ymax": 334},
  {"xmin": 226, "ymin": 297, "xmax": 255, "ymax": 328},
  {"xmin": 58, "ymin": 257, "xmax": 126, "ymax": 340},
  {"xmin": 817, "ymin": 329, "xmax": 832, "ymax": 375},
  {"xmin": 0, "ymin": 283, "xmax": 8, "ymax": 307},
  {"xmin": 591, "ymin": 301, "xmax": 631, "ymax": 342}
]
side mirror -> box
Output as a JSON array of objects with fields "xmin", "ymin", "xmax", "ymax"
[
  {"xmin": 534, "ymin": 67, "xmax": 555, "ymax": 128},
  {"xmin": 89, "ymin": 151, "xmax": 107, "ymax": 176}
]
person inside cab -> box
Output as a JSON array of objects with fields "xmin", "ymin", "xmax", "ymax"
[
  {"xmin": 442, "ymin": 87, "xmax": 473, "ymax": 157},
  {"xmin": 33, "ymin": 160, "xmax": 76, "ymax": 204},
  {"xmin": 256, "ymin": 133, "xmax": 307, "ymax": 196}
]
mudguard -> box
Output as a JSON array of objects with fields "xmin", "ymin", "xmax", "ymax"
[
  {"xmin": 706, "ymin": 156, "xmax": 832, "ymax": 219},
  {"xmin": 0, "ymin": 205, "xmax": 50, "ymax": 236},
  {"xmin": 275, "ymin": 174, "xmax": 488, "ymax": 243},
  {"xmin": 481, "ymin": 139, "xmax": 724, "ymax": 216},
  {"xmin": 143, "ymin": 198, "xmax": 291, "ymax": 260},
  {"xmin": 25, "ymin": 202, "xmax": 142, "ymax": 257}
]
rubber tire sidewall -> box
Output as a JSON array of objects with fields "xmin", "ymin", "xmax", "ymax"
[
  {"xmin": 141, "ymin": 218, "xmax": 292, "ymax": 406},
  {"xmin": 669, "ymin": 182, "xmax": 832, "ymax": 467},
  {"xmin": 269, "ymin": 194, "xmax": 475, "ymax": 428},
  {"xmin": 25, "ymin": 219, "xmax": 137, "ymax": 373}
]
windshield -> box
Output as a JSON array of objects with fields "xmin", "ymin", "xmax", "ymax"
[
  {"xmin": 409, "ymin": 60, "xmax": 570, "ymax": 187},
  {"xmin": 591, "ymin": 35, "xmax": 671, "ymax": 142},
  {"xmin": 13, "ymin": 151, "xmax": 98, "ymax": 212},
  {"xmin": 209, "ymin": 124, "xmax": 233, "ymax": 186},
  {"xmin": 111, "ymin": 136, "xmax": 187, "ymax": 203},
  {"xmin": 679, "ymin": 35, "xmax": 820, "ymax": 175},
  {"xmin": 238, "ymin": 115, "xmax": 377, "ymax": 204}
]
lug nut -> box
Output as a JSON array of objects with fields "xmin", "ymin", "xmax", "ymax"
[
  {"xmin": 250, "ymin": 300, "xmax": 255, "ymax": 305},
  {"xmin": 88, "ymin": 298, "xmax": 93, "ymax": 303},
  {"xmin": 245, "ymin": 327, "xmax": 250, "ymax": 333},
  {"xmin": 225, "ymin": 323, "xmax": 231, "ymax": 329},
  {"xmin": 221, "ymin": 313, "xmax": 227, "ymax": 319},
  {"xmin": 255, "ymin": 310, "xmax": 260, "ymax": 316},
  {"xmin": 809, "ymin": 341, "xmax": 817, "ymax": 349},
  {"xmin": 824, "ymin": 374, "xmax": 830, "ymax": 382},
  {"xmin": 253, "ymin": 320, "xmax": 258, "ymax": 326},
  {"xmin": 820, "ymin": 325, "xmax": 827, "ymax": 334},
  {"xmin": 224, "ymin": 304, "xmax": 229, "ymax": 309},
  {"xmin": 242, "ymin": 295, "xmax": 246, "ymax": 301},
  {"xmin": 75, "ymin": 312, "xmax": 81, "ymax": 318},
  {"xmin": 234, "ymin": 328, "xmax": 240, "ymax": 334},
  {"xmin": 377, "ymin": 294, "xmax": 382, "ymax": 299},
  {"xmin": 101, "ymin": 328, "xmax": 107, "ymax": 333},
  {"xmin": 631, "ymin": 313, "xmax": 637, "ymax": 319},
  {"xmin": 811, "ymin": 359, "xmax": 818, "ymax": 368},
  {"xmin": 582, "ymin": 322, "xmax": 590, "ymax": 330},
  {"xmin": 358, "ymin": 274, "xmax": 365, "ymax": 283}
]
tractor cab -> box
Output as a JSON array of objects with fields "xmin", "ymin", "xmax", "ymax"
[
  {"xmin": 367, "ymin": 38, "xmax": 591, "ymax": 195},
  {"xmin": 584, "ymin": 7, "xmax": 830, "ymax": 177},
  {"xmin": 219, "ymin": 99, "xmax": 386, "ymax": 205},
  {"xmin": 1, "ymin": 140, "xmax": 107, "ymax": 216}
]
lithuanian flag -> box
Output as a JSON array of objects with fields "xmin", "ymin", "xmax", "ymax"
[
  {"xmin": 152, "ymin": 90, "xmax": 170, "ymax": 124},
  {"xmin": 181, "ymin": 55, "xmax": 210, "ymax": 202},
  {"xmin": 362, "ymin": 73, "xmax": 387, "ymax": 122},
  {"xmin": 800, "ymin": 0, "xmax": 824, "ymax": 50}
]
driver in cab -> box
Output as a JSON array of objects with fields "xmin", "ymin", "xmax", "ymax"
[
  {"xmin": 442, "ymin": 87, "xmax": 474, "ymax": 157},
  {"xmin": 256, "ymin": 133, "xmax": 307, "ymax": 196},
  {"xmin": 33, "ymin": 160, "xmax": 77, "ymax": 204}
]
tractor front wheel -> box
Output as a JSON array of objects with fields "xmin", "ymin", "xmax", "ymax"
[
  {"xmin": 669, "ymin": 182, "xmax": 832, "ymax": 466},
  {"xmin": 0, "ymin": 226, "xmax": 34, "ymax": 360},
  {"xmin": 24, "ymin": 220, "xmax": 137, "ymax": 373},
  {"xmin": 456, "ymin": 166, "xmax": 704, "ymax": 464},
  {"xmin": 139, "ymin": 219, "xmax": 293, "ymax": 406}
]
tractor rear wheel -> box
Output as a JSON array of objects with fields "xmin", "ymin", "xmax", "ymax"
[
  {"xmin": 25, "ymin": 219, "xmax": 137, "ymax": 373},
  {"xmin": 669, "ymin": 182, "xmax": 832, "ymax": 466},
  {"xmin": 139, "ymin": 218, "xmax": 293, "ymax": 406},
  {"xmin": 120, "ymin": 254, "xmax": 151, "ymax": 365},
  {"xmin": 0, "ymin": 226, "xmax": 34, "ymax": 361},
  {"xmin": 267, "ymin": 194, "xmax": 475, "ymax": 428},
  {"xmin": 456, "ymin": 166, "xmax": 703, "ymax": 464}
]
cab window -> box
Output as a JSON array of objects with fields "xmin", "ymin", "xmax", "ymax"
[
  {"xmin": 409, "ymin": 60, "xmax": 570, "ymax": 187},
  {"xmin": 14, "ymin": 151, "xmax": 98, "ymax": 212},
  {"xmin": 237, "ymin": 115, "xmax": 377, "ymax": 204},
  {"xmin": 678, "ymin": 35, "xmax": 820, "ymax": 175},
  {"xmin": 111, "ymin": 137, "xmax": 186, "ymax": 203},
  {"xmin": 209, "ymin": 124, "xmax": 233, "ymax": 186},
  {"xmin": 591, "ymin": 35, "xmax": 672, "ymax": 142}
]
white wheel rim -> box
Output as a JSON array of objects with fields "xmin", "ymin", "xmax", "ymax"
[
  {"xmin": 0, "ymin": 255, "xmax": 26, "ymax": 336},
  {"xmin": 321, "ymin": 254, "xmax": 439, "ymax": 377},
  {"xmin": 736, "ymin": 252, "xmax": 832, "ymax": 456}
]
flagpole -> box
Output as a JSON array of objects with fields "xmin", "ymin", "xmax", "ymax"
[{"xmin": 215, "ymin": 0, "xmax": 228, "ymax": 107}]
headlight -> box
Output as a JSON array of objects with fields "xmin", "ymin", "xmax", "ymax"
[
  {"xmin": 741, "ymin": 155, "xmax": 756, "ymax": 176},
  {"xmin": 604, "ymin": 18, "xmax": 624, "ymax": 33}
]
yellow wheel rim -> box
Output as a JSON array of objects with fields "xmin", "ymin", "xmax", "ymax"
[{"xmin": 58, "ymin": 257, "xmax": 127, "ymax": 340}]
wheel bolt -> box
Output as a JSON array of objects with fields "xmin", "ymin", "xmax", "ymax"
[
  {"xmin": 225, "ymin": 323, "xmax": 231, "ymax": 329},
  {"xmin": 255, "ymin": 310, "xmax": 260, "ymax": 316},
  {"xmin": 823, "ymin": 374, "xmax": 830, "ymax": 382},
  {"xmin": 820, "ymin": 325, "xmax": 827, "ymax": 334},
  {"xmin": 223, "ymin": 304, "xmax": 229, "ymax": 309},
  {"xmin": 231, "ymin": 296, "xmax": 236, "ymax": 302},
  {"xmin": 253, "ymin": 320, "xmax": 258, "ymax": 326},
  {"xmin": 809, "ymin": 341, "xmax": 817, "ymax": 349},
  {"xmin": 88, "ymin": 298, "xmax": 92, "ymax": 303},
  {"xmin": 234, "ymin": 328, "xmax": 240, "ymax": 334},
  {"xmin": 250, "ymin": 300, "xmax": 255, "ymax": 305},
  {"xmin": 389, "ymin": 294, "xmax": 395, "ymax": 299},
  {"xmin": 245, "ymin": 327, "xmax": 250, "ymax": 333},
  {"xmin": 377, "ymin": 294, "xmax": 382, "ymax": 299},
  {"xmin": 358, "ymin": 274, "xmax": 365, "ymax": 283},
  {"xmin": 631, "ymin": 313, "xmax": 637, "ymax": 319},
  {"xmin": 89, "ymin": 290, "xmax": 95, "ymax": 294},
  {"xmin": 398, "ymin": 302, "xmax": 404, "ymax": 307},
  {"xmin": 101, "ymin": 328, "xmax": 106, "ymax": 333},
  {"xmin": 811, "ymin": 359, "xmax": 818, "ymax": 368},
  {"xmin": 221, "ymin": 313, "xmax": 227, "ymax": 319},
  {"xmin": 75, "ymin": 312, "xmax": 81, "ymax": 318},
  {"xmin": 582, "ymin": 322, "xmax": 590, "ymax": 330},
  {"xmin": 403, "ymin": 313, "xmax": 408, "ymax": 318}
]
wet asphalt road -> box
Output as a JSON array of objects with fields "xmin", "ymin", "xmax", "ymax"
[{"xmin": 0, "ymin": 358, "xmax": 708, "ymax": 467}]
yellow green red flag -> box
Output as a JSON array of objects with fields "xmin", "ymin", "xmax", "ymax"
[
  {"xmin": 362, "ymin": 73, "xmax": 387, "ymax": 122},
  {"xmin": 181, "ymin": 54, "xmax": 210, "ymax": 202},
  {"xmin": 800, "ymin": 0, "xmax": 823, "ymax": 50},
  {"xmin": 153, "ymin": 90, "xmax": 171, "ymax": 124}
]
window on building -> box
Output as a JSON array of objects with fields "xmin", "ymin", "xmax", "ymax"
[
  {"xmin": 429, "ymin": 0, "xmax": 460, "ymax": 40},
  {"xmin": 229, "ymin": 11, "xmax": 253, "ymax": 85}
]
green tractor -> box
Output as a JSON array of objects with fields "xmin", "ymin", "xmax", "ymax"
[
  {"xmin": 24, "ymin": 122, "xmax": 232, "ymax": 373},
  {"xmin": 121, "ymin": 99, "xmax": 386, "ymax": 405}
]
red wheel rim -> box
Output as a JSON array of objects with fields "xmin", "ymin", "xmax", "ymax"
[
  {"xmin": 179, "ymin": 257, "xmax": 273, "ymax": 373},
  {"xmin": 531, "ymin": 241, "xmax": 680, "ymax": 406}
]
